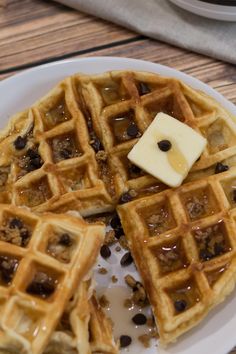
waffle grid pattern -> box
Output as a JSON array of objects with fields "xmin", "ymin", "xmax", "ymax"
[
  {"xmin": 118, "ymin": 166, "xmax": 236, "ymax": 344},
  {"xmin": 1, "ymin": 71, "xmax": 236, "ymax": 216},
  {"xmin": 0, "ymin": 70, "xmax": 236, "ymax": 346},
  {"xmin": 0, "ymin": 205, "xmax": 104, "ymax": 354}
]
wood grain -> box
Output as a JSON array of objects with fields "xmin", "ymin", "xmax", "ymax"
[
  {"xmin": 2, "ymin": 38, "xmax": 235, "ymax": 106},
  {"xmin": 0, "ymin": 0, "xmax": 137, "ymax": 71}
]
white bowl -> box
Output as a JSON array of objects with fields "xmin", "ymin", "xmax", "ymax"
[{"xmin": 169, "ymin": 0, "xmax": 236, "ymax": 21}]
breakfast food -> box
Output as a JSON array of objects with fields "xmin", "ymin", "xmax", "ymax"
[
  {"xmin": 0, "ymin": 204, "xmax": 104, "ymax": 354},
  {"xmin": 1, "ymin": 69, "xmax": 236, "ymax": 348},
  {"xmin": 128, "ymin": 112, "xmax": 207, "ymax": 187},
  {"xmin": 45, "ymin": 281, "xmax": 118, "ymax": 354},
  {"xmin": 118, "ymin": 166, "xmax": 236, "ymax": 344},
  {"xmin": 1, "ymin": 70, "xmax": 236, "ymax": 215}
]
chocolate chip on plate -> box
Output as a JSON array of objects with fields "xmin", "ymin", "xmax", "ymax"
[
  {"xmin": 119, "ymin": 192, "xmax": 133, "ymax": 204},
  {"xmin": 174, "ymin": 299, "xmax": 187, "ymax": 312},
  {"xmin": 157, "ymin": 139, "xmax": 172, "ymax": 152},
  {"xmin": 214, "ymin": 162, "xmax": 229, "ymax": 174},
  {"xmin": 132, "ymin": 313, "xmax": 147, "ymax": 325},
  {"xmin": 110, "ymin": 214, "xmax": 121, "ymax": 229},
  {"xmin": 127, "ymin": 123, "xmax": 139, "ymax": 138},
  {"xmin": 120, "ymin": 252, "xmax": 133, "ymax": 267},
  {"xmin": 100, "ymin": 245, "xmax": 111, "ymax": 259},
  {"xmin": 14, "ymin": 136, "xmax": 27, "ymax": 150},
  {"xmin": 9, "ymin": 218, "xmax": 23, "ymax": 229},
  {"xmin": 114, "ymin": 227, "xmax": 124, "ymax": 240},
  {"xmin": 119, "ymin": 335, "xmax": 132, "ymax": 348}
]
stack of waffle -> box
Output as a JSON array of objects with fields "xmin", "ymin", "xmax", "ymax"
[{"xmin": 0, "ymin": 69, "xmax": 236, "ymax": 349}]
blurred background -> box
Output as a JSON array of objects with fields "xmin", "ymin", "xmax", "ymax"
[{"xmin": 0, "ymin": 0, "xmax": 236, "ymax": 108}]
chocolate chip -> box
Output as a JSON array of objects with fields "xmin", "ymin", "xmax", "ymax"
[
  {"xmin": 25, "ymin": 149, "xmax": 43, "ymax": 172},
  {"xmin": 26, "ymin": 157, "xmax": 42, "ymax": 172},
  {"xmin": 114, "ymin": 227, "xmax": 124, "ymax": 240},
  {"xmin": 174, "ymin": 299, "xmax": 187, "ymax": 312},
  {"xmin": 132, "ymin": 313, "xmax": 147, "ymax": 325},
  {"xmin": 30, "ymin": 157, "xmax": 41, "ymax": 168},
  {"xmin": 157, "ymin": 140, "xmax": 172, "ymax": 152},
  {"xmin": 138, "ymin": 82, "xmax": 151, "ymax": 96},
  {"xmin": 60, "ymin": 149, "xmax": 71, "ymax": 159},
  {"xmin": 91, "ymin": 137, "xmax": 102, "ymax": 152},
  {"xmin": 100, "ymin": 245, "xmax": 111, "ymax": 259},
  {"xmin": 59, "ymin": 233, "xmax": 72, "ymax": 246},
  {"xmin": 127, "ymin": 123, "xmax": 139, "ymax": 138},
  {"xmin": 14, "ymin": 136, "xmax": 27, "ymax": 150},
  {"xmin": 9, "ymin": 218, "xmax": 23, "ymax": 229},
  {"xmin": 110, "ymin": 214, "xmax": 121, "ymax": 229},
  {"xmin": 27, "ymin": 272, "xmax": 55, "ymax": 298},
  {"xmin": 120, "ymin": 252, "xmax": 133, "ymax": 267},
  {"xmin": 199, "ymin": 249, "xmax": 213, "ymax": 261},
  {"xmin": 119, "ymin": 335, "xmax": 132, "ymax": 348},
  {"xmin": 214, "ymin": 162, "xmax": 229, "ymax": 174},
  {"xmin": 119, "ymin": 192, "xmax": 133, "ymax": 204}
]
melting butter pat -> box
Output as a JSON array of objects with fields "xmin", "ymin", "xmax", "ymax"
[{"xmin": 128, "ymin": 113, "xmax": 207, "ymax": 187}]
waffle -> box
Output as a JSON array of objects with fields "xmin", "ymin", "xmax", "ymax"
[
  {"xmin": 1, "ymin": 70, "xmax": 236, "ymax": 215},
  {"xmin": 1, "ymin": 69, "xmax": 236, "ymax": 347},
  {"xmin": 45, "ymin": 280, "xmax": 118, "ymax": 354},
  {"xmin": 118, "ymin": 165, "xmax": 236, "ymax": 344},
  {"xmin": 0, "ymin": 204, "xmax": 104, "ymax": 354}
]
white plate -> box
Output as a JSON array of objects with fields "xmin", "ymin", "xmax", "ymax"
[
  {"xmin": 0, "ymin": 57, "xmax": 236, "ymax": 354},
  {"xmin": 169, "ymin": 0, "xmax": 236, "ymax": 21}
]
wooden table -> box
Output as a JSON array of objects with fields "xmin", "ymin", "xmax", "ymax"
[{"xmin": 0, "ymin": 1, "xmax": 236, "ymax": 353}]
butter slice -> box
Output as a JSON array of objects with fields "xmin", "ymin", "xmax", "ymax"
[{"xmin": 128, "ymin": 113, "xmax": 207, "ymax": 187}]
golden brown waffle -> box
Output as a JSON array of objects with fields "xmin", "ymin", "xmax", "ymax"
[
  {"xmin": 0, "ymin": 204, "xmax": 104, "ymax": 354},
  {"xmin": 118, "ymin": 166, "xmax": 236, "ymax": 345},
  {"xmin": 1, "ymin": 70, "xmax": 236, "ymax": 215},
  {"xmin": 45, "ymin": 280, "xmax": 118, "ymax": 354},
  {"xmin": 1, "ymin": 69, "xmax": 236, "ymax": 347}
]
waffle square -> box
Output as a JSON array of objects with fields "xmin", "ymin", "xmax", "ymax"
[
  {"xmin": 0, "ymin": 204, "xmax": 104, "ymax": 354},
  {"xmin": 118, "ymin": 167, "xmax": 236, "ymax": 344}
]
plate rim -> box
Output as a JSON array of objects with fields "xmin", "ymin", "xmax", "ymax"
[
  {"xmin": 0, "ymin": 56, "xmax": 235, "ymax": 116},
  {"xmin": 169, "ymin": 0, "xmax": 236, "ymax": 21}
]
